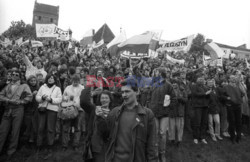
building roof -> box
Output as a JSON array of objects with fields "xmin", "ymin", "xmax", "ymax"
[
  {"xmin": 34, "ymin": 2, "xmax": 59, "ymax": 16},
  {"xmin": 93, "ymin": 23, "xmax": 115, "ymax": 44},
  {"xmin": 216, "ymin": 42, "xmax": 250, "ymax": 53}
]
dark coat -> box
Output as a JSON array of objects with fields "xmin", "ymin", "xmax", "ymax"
[
  {"xmin": 208, "ymin": 89, "xmax": 221, "ymax": 114},
  {"xmin": 221, "ymin": 84, "xmax": 244, "ymax": 106},
  {"xmin": 191, "ymin": 83, "xmax": 210, "ymax": 108},
  {"xmin": 149, "ymin": 80, "xmax": 177, "ymax": 118},
  {"xmin": 169, "ymin": 84, "xmax": 188, "ymax": 118},
  {"xmin": 96, "ymin": 104, "xmax": 158, "ymax": 162}
]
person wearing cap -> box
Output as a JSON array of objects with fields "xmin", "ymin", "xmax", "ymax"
[{"xmin": 150, "ymin": 67, "xmax": 177, "ymax": 162}]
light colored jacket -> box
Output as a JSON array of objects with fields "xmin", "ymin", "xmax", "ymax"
[
  {"xmin": 36, "ymin": 84, "xmax": 62, "ymax": 112},
  {"xmin": 23, "ymin": 55, "xmax": 47, "ymax": 79},
  {"xmin": 63, "ymin": 84, "xmax": 84, "ymax": 111}
]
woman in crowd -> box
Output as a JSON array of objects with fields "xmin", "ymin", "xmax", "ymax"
[
  {"xmin": 36, "ymin": 74, "xmax": 62, "ymax": 158},
  {"xmin": 168, "ymin": 79, "xmax": 188, "ymax": 146},
  {"xmin": 91, "ymin": 90, "xmax": 113, "ymax": 162},
  {"xmin": 61, "ymin": 74, "xmax": 85, "ymax": 151},
  {"xmin": 80, "ymin": 88, "xmax": 113, "ymax": 162},
  {"xmin": 191, "ymin": 76, "xmax": 210, "ymax": 144},
  {"xmin": 207, "ymin": 79, "xmax": 223, "ymax": 141},
  {"xmin": 23, "ymin": 75, "xmax": 40, "ymax": 143}
]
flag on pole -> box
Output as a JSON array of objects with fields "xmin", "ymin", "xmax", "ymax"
[
  {"xmin": 68, "ymin": 42, "xmax": 72, "ymax": 50},
  {"xmin": 80, "ymin": 29, "xmax": 95, "ymax": 48},
  {"xmin": 118, "ymin": 31, "xmax": 154, "ymax": 58},
  {"xmin": 148, "ymin": 30, "xmax": 163, "ymax": 58},
  {"xmin": 107, "ymin": 30, "xmax": 126, "ymax": 49},
  {"xmin": 15, "ymin": 37, "xmax": 23, "ymax": 46},
  {"xmin": 204, "ymin": 42, "xmax": 225, "ymax": 60},
  {"xmin": 107, "ymin": 30, "xmax": 127, "ymax": 56},
  {"xmin": 246, "ymin": 58, "xmax": 250, "ymax": 69},
  {"xmin": 92, "ymin": 39, "xmax": 104, "ymax": 49}
]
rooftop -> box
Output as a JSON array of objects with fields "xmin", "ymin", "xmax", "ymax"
[
  {"xmin": 216, "ymin": 42, "xmax": 250, "ymax": 53},
  {"xmin": 34, "ymin": 1, "xmax": 59, "ymax": 16}
]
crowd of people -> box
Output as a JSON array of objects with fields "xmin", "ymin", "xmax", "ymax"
[{"xmin": 0, "ymin": 38, "xmax": 250, "ymax": 162}]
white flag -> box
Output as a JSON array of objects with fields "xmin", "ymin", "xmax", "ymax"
[
  {"xmin": 107, "ymin": 30, "xmax": 127, "ymax": 49},
  {"xmin": 15, "ymin": 37, "xmax": 23, "ymax": 46}
]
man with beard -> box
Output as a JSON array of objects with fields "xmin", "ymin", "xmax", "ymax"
[{"xmin": 96, "ymin": 78, "xmax": 158, "ymax": 162}]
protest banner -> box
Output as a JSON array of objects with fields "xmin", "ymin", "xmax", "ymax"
[
  {"xmin": 203, "ymin": 56, "xmax": 223, "ymax": 67},
  {"xmin": 36, "ymin": 24, "xmax": 57, "ymax": 37},
  {"xmin": 158, "ymin": 35, "xmax": 194, "ymax": 52},
  {"xmin": 120, "ymin": 50, "xmax": 150, "ymax": 59},
  {"xmin": 54, "ymin": 26, "xmax": 70, "ymax": 41},
  {"xmin": 166, "ymin": 55, "xmax": 185, "ymax": 64}
]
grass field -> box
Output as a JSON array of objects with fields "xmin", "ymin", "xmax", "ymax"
[{"xmin": 1, "ymin": 128, "xmax": 250, "ymax": 162}]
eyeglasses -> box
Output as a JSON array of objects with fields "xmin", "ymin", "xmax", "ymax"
[{"xmin": 12, "ymin": 73, "xmax": 19, "ymax": 77}]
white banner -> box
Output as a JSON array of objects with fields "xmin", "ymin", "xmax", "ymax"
[
  {"xmin": 204, "ymin": 57, "xmax": 223, "ymax": 67},
  {"xmin": 54, "ymin": 26, "xmax": 70, "ymax": 41},
  {"xmin": 166, "ymin": 55, "xmax": 185, "ymax": 64},
  {"xmin": 158, "ymin": 35, "xmax": 194, "ymax": 52},
  {"xmin": 36, "ymin": 24, "xmax": 57, "ymax": 37},
  {"xmin": 120, "ymin": 50, "xmax": 150, "ymax": 59}
]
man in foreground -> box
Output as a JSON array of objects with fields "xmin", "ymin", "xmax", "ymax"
[
  {"xmin": 0, "ymin": 70, "xmax": 32, "ymax": 159},
  {"xmin": 96, "ymin": 78, "xmax": 158, "ymax": 162}
]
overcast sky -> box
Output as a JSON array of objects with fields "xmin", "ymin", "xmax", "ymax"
[{"xmin": 0, "ymin": 0, "xmax": 250, "ymax": 48}]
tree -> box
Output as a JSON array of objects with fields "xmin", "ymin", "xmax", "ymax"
[
  {"xmin": 188, "ymin": 33, "xmax": 210, "ymax": 65},
  {"xmin": 189, "ymin": 33, "xmax": 206, "ymax": 54},
  {"xmin": 1, "ymin": 20, "xmax": 36, "ymax": 40}
]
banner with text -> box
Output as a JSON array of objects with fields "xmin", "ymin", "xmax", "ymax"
[
  {"xmin": 158, "ymin": 35, "xmax": 194, "ymax": 52},
  {"xmin": 204, "ymin": 57, "xmax": 223, "ymax": 67},
  {"xmin": 36, "ymin": 24, "xmax": 57, "ymax": 37},
  {"xmin": 120, "ymin": 50, "xmax": 150, "ymax": 59},
  {"xmin": 166, "ymin": 55, "xmax": 185, "ymax": 64},
  {"xmin": 54, "ymin": 26, "xmax": 70, "ymax": 41}
]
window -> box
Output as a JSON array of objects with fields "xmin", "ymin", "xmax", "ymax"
[
  {"xmin": 50, "ymin": 18, "xmax": 53, "ymax": 23},
  {"xmin": 38, "ymin": 16, "xmax": 41, "ymax": 20}
]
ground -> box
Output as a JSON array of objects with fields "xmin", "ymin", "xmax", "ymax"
[{"xmin": 1, "ymin": 128, "xmax": 250, "ymax": 162}]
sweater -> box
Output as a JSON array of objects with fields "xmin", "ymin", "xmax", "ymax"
[
  {"xmin": 36, "ymin": 84, "xmax": 62, "ymax": 112},
  {"xmin": 63, "ymin": 84, "xmax": 84, "ymax": 111},
  {"xmin": 113, "ymin": 107, "xmax": 137, "ymax": 162},
  {"xmin": 223, "ymin": 85, "xmax": 243, "ymax": 106}
]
